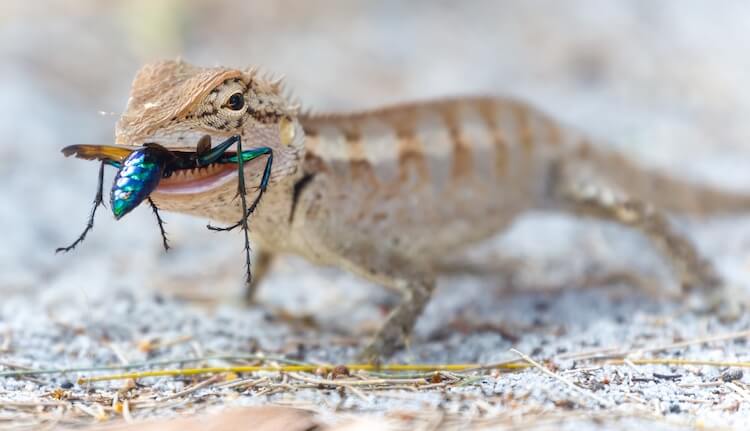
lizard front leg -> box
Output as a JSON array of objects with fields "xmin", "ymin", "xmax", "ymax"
[{"xmin": 358, "ymin": 271, "xmax": 436, "ymax": 363}]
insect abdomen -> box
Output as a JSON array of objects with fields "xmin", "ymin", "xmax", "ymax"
[{"xmin": 111, "ymin": 149, "xmax": 164, "ymax": 219}]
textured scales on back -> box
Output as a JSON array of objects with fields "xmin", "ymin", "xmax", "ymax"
[
  {"xmin": 114, "ymin": 60, "xmax": 750, "ymax": 361},
  {"xmin": 294, "ymin": 98, "xmax": 576, "ymax": 261}
]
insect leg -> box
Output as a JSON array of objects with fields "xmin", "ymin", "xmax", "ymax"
[
  {"xmin": 205, "ymin": 136, "xmax": 274, "ymax": 285},
  {"xmin": 56, "ymin": 161, "xmax": 106, "ymax": 253},
  {"xmin": 147, "ymin": 198, "xmax": 170, "ymax": 252},
  {"xmin": 206, "ymin": 147, "xmax": 273, "ymax": 232},
  {"xmin": 196, "ymin": 135, "xmax": 240, "ymax": 165},
  {"xmin": 207, "ymin": 136, "xmax": 253, "ymax": 284},
  {"xmin": 237, "ymin": 137, "xmax": 253, "ymax": 286}
]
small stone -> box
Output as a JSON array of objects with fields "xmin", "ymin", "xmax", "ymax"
[
  {"xmin": 554, "ymin": 399, "xmax": 576, "ymax": 410},
  {"xmin": 721, "ymin": 369, "xmax": 743, "ymax": 382},
  {"xmin": 429, "ymin": 372, "xmax": 444, "ymax": 384},
  {"xmin": 331, "ymin": 365, "xmax": 350, "ymax": 379}
]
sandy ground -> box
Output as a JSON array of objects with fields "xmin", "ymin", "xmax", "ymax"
[{"xmin": 3, "ymin": 1, "xmax": 750, "ymax": 429}]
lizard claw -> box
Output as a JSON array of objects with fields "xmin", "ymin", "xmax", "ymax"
[
  {"xmin": 357, "ymin": 344, "xmax": 384, "ymax": 367},
  {"xmin": 683, "ymin": 279, "xmax": 745, "ymax": 323},
  {"xmin": 207, "ymin": 221, "xmax": 242, "ymax": 232}
]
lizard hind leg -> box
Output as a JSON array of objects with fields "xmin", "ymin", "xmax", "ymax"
[{"xmin": 555, "ymin": 170, "xmax": 732, "ymax": 315}]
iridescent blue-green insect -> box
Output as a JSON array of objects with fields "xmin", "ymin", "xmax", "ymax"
[{"xmin": 56, "ymin": 135, "xmax": 273, "ymax": 284}]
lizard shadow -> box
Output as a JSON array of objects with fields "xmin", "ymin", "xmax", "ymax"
[
  {"xmin": 262, "ymin": 255, "xmax": 680, "ymax": 363},
  {"xmin": 396, "ymin": 273, "xmax": 679, "ymax": 363}
]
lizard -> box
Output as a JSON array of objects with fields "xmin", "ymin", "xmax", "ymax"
[{"xmin": 112, "ymin": 59, "xmax": 750, "ymax": 361}]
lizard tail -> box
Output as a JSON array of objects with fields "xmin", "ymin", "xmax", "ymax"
[{"xmin": 586, "ymin": 147, "xmax": 750, "ymax": 217}]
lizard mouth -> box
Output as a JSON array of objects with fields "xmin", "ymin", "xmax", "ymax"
[{"xmin": 156, "ymin": 163, "xmax": 239, "ymax": 195}]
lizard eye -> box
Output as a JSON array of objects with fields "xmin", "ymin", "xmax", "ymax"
[{"xmin": 225, "ymin": 92, "xmax": 245, "ymax": 111}]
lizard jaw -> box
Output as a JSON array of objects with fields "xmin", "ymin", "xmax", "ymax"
[{"xmin": 155, "ymin": 163, "xmax": 238, "ymax": 195}]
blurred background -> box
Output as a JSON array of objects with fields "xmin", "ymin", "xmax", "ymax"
[
  {"xmin": 5, "ymin": 3, "xmax": 750, "ymax": 427},
  {"xmin": 3, "ymin": 0, "xmax": 750, "ymax": 328}
]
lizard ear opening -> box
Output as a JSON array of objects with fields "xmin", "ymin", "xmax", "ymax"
[{"xmin": 279, "ymin": 117, "xmax": 295, "ymax": 146}]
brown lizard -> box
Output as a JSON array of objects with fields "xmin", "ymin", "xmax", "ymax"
[{"xmin": 113, "ymin": 60, "xmax": 749, "ymax": 360}]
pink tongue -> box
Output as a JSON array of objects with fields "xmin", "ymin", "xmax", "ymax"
[{"xmin": 156, "ymin": 164, "xmax": 237, "ymax": 193}]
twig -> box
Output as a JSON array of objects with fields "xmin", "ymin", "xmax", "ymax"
[
  {"xmin": 607, "ymin": 358, "xmax": 750, "ymax": 368},
  {"xmin": 76, "ymin": 363, "xmax": 523, "ymax": 384},
  {"xmin": 726, "ymin": 382, "xmax": 750, "ymax": 403},
  {"xmin": 554, "ymin": 330, "xmax": 750, "ymax": 362},
  {"xmin": 635, "ymin": 329, "xmax": 750, "ymax": 356},
  {"xmin": 215, "ymin": 376, "xmax": 271, "ymax": 390},
  {"xmin": 138, "ymin": 335, "xmax": 194, "ymax": 353},
  {"xmin": 286, "ymin": 373, "xmax": 371, "ymax": 402},
  {"xmin": 677, "ymin": 381, "xmax": 721, "ymax": 388},
  {"xmin": 0, "ymin": 353, "xmax": 299, "ymax": 378},
  {"xmin": 107, "ymin": 342, "xmax": 130, "ymax": 366},
  {"xmin": 0, "ymin": 331, "xmax": 11, "ymax": 353},
  {"xmin": 510, "ymin": 348, "xmax": 612, "ymax": 407},
  {"xmin": 121, "ymin": 399, "xmax": 132, "ymax": 423},
  {"xmin": 73, "ymin": 403, "xmax": 106, "ymax": 421},
  {"xmin": 0, "ymin": 400, "xmax": 67, "ymax": 408},
  {"xmin": 135, "ymin": 374, "xmax": 224, "ymax": 405},
  {"xmin": 287, "ymin": 372, "xmax": 426, "ymax": 388}
]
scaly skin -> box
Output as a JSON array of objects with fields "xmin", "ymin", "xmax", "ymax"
[{"xmin": 115, "ymin": 60, "xmax": 750, "ymax": 360}]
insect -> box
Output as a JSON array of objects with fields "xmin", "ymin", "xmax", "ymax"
[{"xmin": 56, "ymin": 135, "xmax": 273, "ymax": 284}]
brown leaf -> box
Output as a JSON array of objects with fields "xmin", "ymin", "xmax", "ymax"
[{"xmin": 77, "ymin": 406, "xmax": 321, "ymax": 431}]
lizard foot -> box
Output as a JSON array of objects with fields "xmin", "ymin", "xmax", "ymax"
[
  {"xmin": 684, "ymin": 281, "xmax": 745, "ymax": 322},
  {"xmin": 357, "ymin": 324, "xmax": 411, "ymax": 364}
]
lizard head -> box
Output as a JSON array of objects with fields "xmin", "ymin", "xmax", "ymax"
[{"xmin": 115, "ymin": 60, "xmax": 303, "ymax": 198}]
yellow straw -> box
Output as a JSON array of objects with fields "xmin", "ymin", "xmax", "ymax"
[{"xmin": 77, "ymin": 362, "xmax": 528, "ymax": 384}]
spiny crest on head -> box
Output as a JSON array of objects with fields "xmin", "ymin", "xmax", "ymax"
[
  {"xmin": 279, "ymin": 84, "xmax": 301, "ymax": 115},
  {"xmin": 252, "ymin": 67, "xmax": 287, "ymax": 96},
  {"xmin": 299, "ymin": 105, "xmax": 319, "ymax": 119}
]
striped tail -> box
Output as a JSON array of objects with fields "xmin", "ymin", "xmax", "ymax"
[{"xmin": 583, "ymin": 145, "xmax": 750, "ymax": 216}]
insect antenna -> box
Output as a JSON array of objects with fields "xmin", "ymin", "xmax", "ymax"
[
  {"xmin": 147, "ymin": 198, "xmax": 170, "ymax": 251},
  {"xmin": 56, "ymin": 161, "xmax": 106, "ymax": 253}
]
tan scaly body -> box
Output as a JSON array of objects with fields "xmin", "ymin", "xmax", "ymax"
[{"xmin": 114, "ymin": 60, "xmax": 748, "ymax": 359}]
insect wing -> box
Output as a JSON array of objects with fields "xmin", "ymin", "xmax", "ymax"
[
  {"xmin": 61, "ymin": 145, "xmax": 134, "ymax": 165},
  {"xmin": 110, "ymin": 149, "xmax": 164, "ymax": 219}
]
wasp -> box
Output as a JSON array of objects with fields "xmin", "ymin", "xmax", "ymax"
[{"xmin": 57, "ymin": 135, "xmax": 273, "ymax": 284}]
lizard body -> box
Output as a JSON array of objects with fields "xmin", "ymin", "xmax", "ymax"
[{"xmin": 114, "ymin": 60, "xmax": 748, "ymax": 359}]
